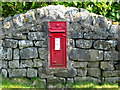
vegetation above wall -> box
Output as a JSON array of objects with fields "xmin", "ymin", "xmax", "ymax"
[{"xmin": 1, "ymin": 2, "xmax": 120, "ymax": 22}]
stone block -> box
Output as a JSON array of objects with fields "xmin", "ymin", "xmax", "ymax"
[
  {"xmin": 2, "ymin": 69, "xmax": 7, "ymax": 77},
  {"xmin": 74, "ymin": 62, "xmax": 87, "ymax": 68},
  {"xmin": 76, "ymin": 39, "xmax": 93, "ymax": 49},
  {"xmin": 2, "ymin": 61, "xmax": 8, "ymax": 68},
  {"xmin": 8, "ymin": 69, "xmax": 26, "ymax": 77},
  {"xmin": 67, "ymin": 78, "xmax": 74, "ymax": 83},
  {"xmin": 20, "ymin": 47, "xmax": 38, "ymax": 59},
  {"xmin": 117, "ymin": 40, "xmax": 120, "ymax": 51},
  {"xmin": 84, "ymin": 31, "xmax": 107, "ymax": 39},
  {"xmin": 87, "ymin": 68, "xmax": 101, "ymax": 77},
  {"xmin": 12, "ymin": 32, "xmax": 27, "ymax": 40},
  {"xmin": 13, "ymin": 49, "xmax": 19, "ymax": 59},
  {"xmin": 104, "ymin": 77, "xmax": 119, "ymax": 83},
  {"xmin": 69, "ymin": 48, "xmax": 90, "ymax": 61},
  {"xmin": 101, "ymin": 61, "xmax": 114, "ymax": 70},
  {"xmin": 38, "ymin": 48, "xmax": 47, "ymax": 60},
  {"xmin": 33, "ymin": 59, "xmax": 42, "ymax": 67},
  {"xmin": 70, "ymin": 31, "xmax": 83, "ymax": 39},
  {"xmin": 103, "ymin": 70, "xmax": 120, "ymax": 77},
  {"xmin": 47, "ymin": 77, "xmax": 65, "ymax": 84},
  {"xmin": 3, "ymin": 39, "xmax": 18, "ymax": 48},
  {"xmin": 104, "ymin": 51, "xmax": 118, "ymax": 60},
  {"xmin": 75, "ymin": 77, "xmax": 101, "ymax": 83},
  {"xmin": 27, "ymin": 69, "xmax": 37, "ymax": 77},
  {"xmin": 20, "ymin": 60, "xmax": 33, "ymax": 68},
  {"xmin": 19, "ymin": 40, "xmax": 33, "ymax": 49},
  {"xmin": 69, "ymin": 48, "xmax": 103, "ymax": 61},
  {"xmin": 34, "ymin": 41, "xmax": 44, "ymax": 47},
  {"xmin": 0, "ymin": 47, "xmax": 4, "ymax": 59},
  {"xmin": 89, "ymin": 50, "xmax": 103, "ymax": 61},
  {"xmin": 55, "ymin": 68, "xmax": 77, "ymax": 78},
  {"xmin": 77, "ymin": 68, "xmax": 87, "ymax": 76},
  {"xmin": 94, "ymin": 40, "xmax": 117, "ymax": 50},
  {"xmin": 69, "ymin": 39, "xmax": 75, "ymax": 47},
  {"xmin": 9, "ymin": 60, "xmax": 19, "ymax": 68},
  {"xmin": 28, "ymin": 32, "xmax": 46, "ymax": 40},
  {"xmin": 0, "ymin": 60, "xmax": 2, "ymax": 69},
  {"xmin": 88, "ymin": 62, "xmax": 99, "ymax": 68},
  {"xmin": 4, "ymin": 48, "xmax": 12, "ymax": 60}
]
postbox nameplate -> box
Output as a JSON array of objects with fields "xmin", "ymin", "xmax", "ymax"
[{"xmin": 55, "ymin": 38, "xmax": 60, "ymax": 50}]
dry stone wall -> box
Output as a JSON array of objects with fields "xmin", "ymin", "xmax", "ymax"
[{"xmin": 1, "ymin": 5, "xmax": 120, "ymax": 86}]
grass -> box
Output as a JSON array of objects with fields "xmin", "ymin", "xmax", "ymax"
[{"xmin": 0, "ymin": 77, "xmax": 119, "ymax": 89}]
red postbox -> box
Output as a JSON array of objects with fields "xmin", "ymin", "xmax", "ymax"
[{"xmin": 48, "ymin": 21, "xmax": 66, "ymax": 68}]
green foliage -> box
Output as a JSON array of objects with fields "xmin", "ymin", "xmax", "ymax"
[{"xmin": 1, "ymin": 2, "xmax": 120, "ymax": 22}]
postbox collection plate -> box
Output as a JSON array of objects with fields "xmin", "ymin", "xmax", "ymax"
[{"xmin": 48, "ymin": 21, "xmax": 66, "ymax": 68}]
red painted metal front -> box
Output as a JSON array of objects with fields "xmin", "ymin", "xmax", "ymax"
[{"xmin": 48, "ymin": 22, "xmax": 66, "ymax": 68}]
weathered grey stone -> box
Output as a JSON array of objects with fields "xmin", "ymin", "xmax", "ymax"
[
  {"xmin": 67, "ymin": 78, "xmax": 74, "ymax": 83},
  {"xmin": 88, "ymin": 62, "xmax": 99, "ymax": 68},
  {"xmin": 2, "ymin": 61, "xmax": 8, "ymax": 68},
  {"xmin": 114, "ymin": 61, "xmax": 120, "ymax": 70},
  {"xmin": 101, "ymin": 61, "xmax": 114, "ymax": 70},
  {"xmin": 12, "ymin": 32, "xmax": 27, "ymax": 40},
  {"xmin": 117, "ymin": 40, "xmax": 120, "ymax": 51},
  {"xmin": 27, "ymin": 69, "xmax": 37, "ymax": 77},
  {"xmin": 104, "ymin": 51, "xmax": 118, "ymax": 60},
  {"xmin": 0, "ymin": 60, "xmax": 2, "ymax": 68},
  {"xmin": 70, "ymin": 39, "xmax": 75, "ymax": 47},
  {"xmin": 89, "ymin": 50, "xmax": 103, "ymax": 61},
  {"xmin": 77, "ymin": 68, "xmax": 87, "ymax": 76},
  {"xmin": 29, "ymin": 25, "xmax": 43, "ymax": 31},
  {"xmin": 103, "ymin": 70, "xmax": 120, "ymax": 77},
  {"xmin": 4, "ymin": 48, "xmax": 12, "ymax": 60},
  {"xmin": 8, "ymin": 69, "xmax": 26, "ymax": 77},
  {"xmin": 69, "ymin": 48, "xmax": 90, "ymax": 61},
  {"xmin": 104, "ymin": 77, "xmax": 120, "ymax": 83},
  {"xmin": 0, "ymin": 47, "xmax": 4, "ymax": 59},
  {"xmin": 38, "ymin": 48, "xmax": 47, "ymax": 60},
  {"xmin": 19, "ymin": 40, "xmax": 33, "ymax": 49},
  {"xmin": 47, "ymin": 77, "xmax": 65, "ymax": 84},
  {"xmin": 74, "ymin": 62, "xmax": 87, "ymax": 68},
  {"xmin": 69, "ymin": 48, "xmax": 103, "ymax": 61},
  {"xmin": 9, "ymin": 60, "xmax": 19, "ymax": 68},
  {"xmin": 55, "ymin": 68, "xmax": 77, "ymax": 78},
  {"xmin": 75, "ymin": 77, "xmax": 101, "ymax": 83},
  {"xmin": 70, "ymin": 31, "xmax": 83, "ymax": 39},
  {"xmin": 94, "ymin": 40, "xmax": 117, "ymax": 50},
  {"xmin": 13, "ymin": 49, "xmax": 19, "ymax": 59},
  {"xmin": 3, "ymin": 39, "xmax": 18, "ymax": 48},
  {"xmin": 34, "ymin": 41, "xmax": 47, "ymax": 48},
  {"xmin": 28, "ymin": 32, "xmax": 46, "ymax": 40},
  {"xmin": 2, "ymin": 69, "xmax": 7, "ymax": 77},
  {"xmin": 33, "ymin": 59, "xmax": 42, "ymax": 67},
  {"xmin": 84, "ymin": 31, "xmax": 107, "ymax": 39},
  {"xmin": 25, "ymin": 9, "xmax": 36, "ymax": 23},
  {"xmin": 20, "ymin": 60, "xmax": 33, "ymax": 68},
  {"xmin": 76, "ymin": 39, "xmax": 93, "ymax": 48},
  {"xmin": 20, "ymin": 47, "xmax": 38, "ymax": 59},
  {"xmin": 13, "ymin": 14, "xmax": 25, "ymax": 27},
  {"xmin": 87, "ymin": 68, "xmax": 101, "ymax": 77}
]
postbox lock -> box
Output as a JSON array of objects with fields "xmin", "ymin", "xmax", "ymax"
[{"xmin": 53, "ymin": 60, "xmax": 56, "ymax": 64}]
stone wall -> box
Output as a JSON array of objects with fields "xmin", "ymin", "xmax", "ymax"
[{"xmin": 1, "ymin": 5, "xmax": 120, "ymax": 86}]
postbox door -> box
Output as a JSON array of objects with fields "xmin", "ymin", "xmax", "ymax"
[
  {"xmin": 49, "ymin": 21, "xmax": 66, "ymax": 68},
  {"xmin": 49, "ymin": 33, "xmax": 66, "ymax": 68}
]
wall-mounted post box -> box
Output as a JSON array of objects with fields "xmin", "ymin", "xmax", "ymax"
[{"xmin": 48, "ymin": 22, "xmax": 66, "ymax": 68}]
